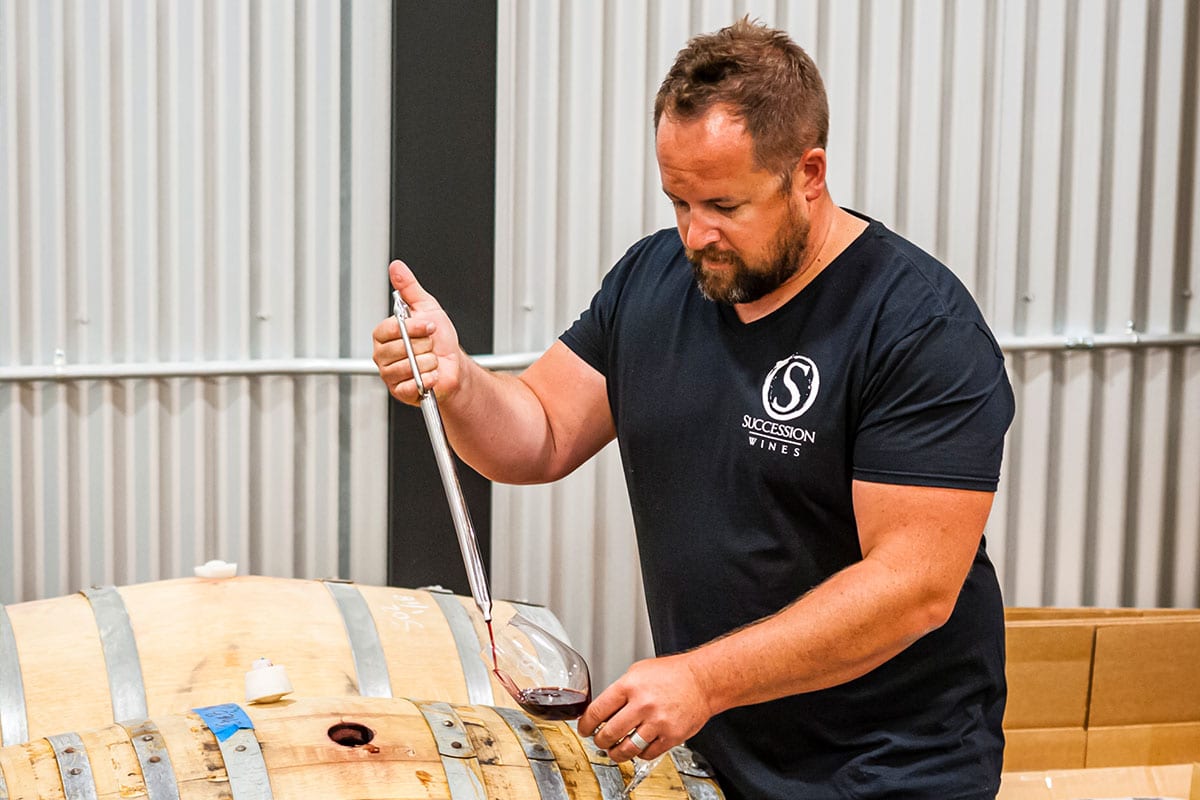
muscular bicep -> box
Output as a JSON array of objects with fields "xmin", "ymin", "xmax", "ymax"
[
  {"xmin": 518, "ymin": 340, "xmax": 616, "ymax": 481},
  {"xmin": 852, "ymin": 480, "xmax": 996, "ymax": 630}
]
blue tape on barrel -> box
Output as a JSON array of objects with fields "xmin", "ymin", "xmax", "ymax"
[{"xmin": 193, "ymin": 703, "xmax": 254, "ymax": 742}]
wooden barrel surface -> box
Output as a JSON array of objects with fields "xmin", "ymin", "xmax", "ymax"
[
  {"xmin": 0, "ymin": 576, "xmax": 569, "ymax": 745},
  {"xmin": 0, "ymin": 696, "xmax": 725, "ymax": 799}
]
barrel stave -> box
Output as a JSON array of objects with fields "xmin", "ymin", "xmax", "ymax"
[
  {"xmin": 355, "ymin": 585, "xmax": 477, "ymax": 703},
  {"xmin": 457, "ymin": 704, "xmax": 547, "ymax": 798},
  {"xmin": 156, "ymin": 710, "xmax": 250, "ymax": 800},
  {"xmin": 248, "ymin": 698, "xmax": 451, "ymax": 799},
  {"xmin": 125, "ymin": 578, "xmax": 365, "ymax": 712},
  {"xmin": 6, "ymin": 594, "xmax": 113, "ymax": 742}
]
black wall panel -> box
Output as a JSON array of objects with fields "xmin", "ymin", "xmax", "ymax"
[{"xmin": 387, "ymin": 2, "xmax": 496, "ymax": 593}]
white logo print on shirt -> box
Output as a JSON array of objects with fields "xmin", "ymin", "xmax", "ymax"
[
  {"xmin": 762, "ymin": 354, "xmax": 820, "ymax": 421},
  {"xmin": 741, "ymin": 354, "xmax": 819, "ymax": 457}
]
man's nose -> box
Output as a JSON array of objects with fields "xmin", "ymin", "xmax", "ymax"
[{"xmin": 683, "ymin": 211, "xmax": 721, "ymax": 251}]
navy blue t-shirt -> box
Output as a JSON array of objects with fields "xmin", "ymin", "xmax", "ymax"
[{"xmin": 560, "ymin": 214, "xmax": 1015, "ymax": 799}]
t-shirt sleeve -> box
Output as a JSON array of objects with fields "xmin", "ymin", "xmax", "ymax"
[
  {"xmin": 852, "ymin": 316, "xmax": 1014, "ymax": 491},
  {"xmin": 559, "ymin": 234, "xmax": 656, "ymax": 377},
  {"xmin": 559, "ymin": 287, "xmax": 610, "ymax": 376}
]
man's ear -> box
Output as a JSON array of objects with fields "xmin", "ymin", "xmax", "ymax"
[{"xmin": 793, "ymin": 147, "xmax": 826, "ymax": 201}]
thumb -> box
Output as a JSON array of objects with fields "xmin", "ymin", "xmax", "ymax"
[{"xmin": 389, "ymin": 259, "xmax": 438, "ymax": 311}]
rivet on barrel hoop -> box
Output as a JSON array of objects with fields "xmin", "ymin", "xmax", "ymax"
[
  {"xmin": 121, "ymin": 719, "xmax": 181, "ymax": 800},
  {"xmin": 194, "ymin": 705, "xmax": 274, "ymax": 800},
  {"xmin": 47, "ymin": 732, "xmax": 98, "ymax": 800},
  {"xmin": 416, "ymin": 702, "xmax": 487, "ymax": 800}
]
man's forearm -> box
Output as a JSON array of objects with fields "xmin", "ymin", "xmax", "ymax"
[{"xmin": 684, "ymin": 555, "xmax": 942, "ymax": 714}]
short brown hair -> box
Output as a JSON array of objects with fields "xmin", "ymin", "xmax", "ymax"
[{"xmin": 654, "ymin": 18, "xmax": 829, "ymax": 185}]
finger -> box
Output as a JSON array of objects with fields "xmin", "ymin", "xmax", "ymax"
[
  {"xmin": 390, "ymin": 351, "xmax": 440, "ymax": 379},
  {"xmin": 592, "ymin": 706, "xmax": 642, "ymax": 753},
  {"xmin": 381, "ymin": 353, "xmax": 440, "ymax": 392},
  {"xmin": 389, "ymin": 259, "xmax": 438, "ymax": 311},
  {"xmin": 638, "ymin": 738, "xmax": 671, "ymax": 763},
  {"xmin": 607, "ymin": 727, "xmax": 657, "ymax": 763},
  {"xmin": 371, "ymin": 316, "xmax": 401, "ymax": 346},
  {"xmin": 373, "ymin": 315, "xmax": 437, "ymax": 346},
  {"xmin": 377, "ymin": 341, "xmax": 434, "ymax": 384},
  {"xmin": 579, "ymin": 687, "xmax": 627, "ymax": 740}
]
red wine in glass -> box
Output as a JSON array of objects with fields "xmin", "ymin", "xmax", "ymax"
[
  {"xmin": 515, "ymin": 686, "xmax": 591, "ymax": 720},
  {"xmin": 483, "ymin": 613, "xmax": 591, "ymax": 721}
]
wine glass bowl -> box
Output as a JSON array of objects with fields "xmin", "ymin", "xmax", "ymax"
[{"xmin": 484, "ymin": 613, "xmax": 591, "ymax": 721}]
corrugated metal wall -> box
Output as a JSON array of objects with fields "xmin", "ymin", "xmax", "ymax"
[
  {"xmin": 3, "ymin": 0, "xmax": 1198, "ymax": 696},
  {"xmin": 492, "ymin": 0, "xmax": 1200, "ymax": 688},
  {"xmin": 0, "ymin": 0, "xmax": 394, "ymax": 603}
]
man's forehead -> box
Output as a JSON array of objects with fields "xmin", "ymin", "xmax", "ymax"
[
  {"xmin": 656, "ymin": 104, "xmax": 749, "ymax": 142},
  {"xmin": 656, "ymin": 109, "xmax": 762, "ymax": 189}
]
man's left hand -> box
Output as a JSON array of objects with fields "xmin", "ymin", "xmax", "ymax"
[{"xmin": 578, "ymin": 653, "xmax": 715, "ymax": 763}]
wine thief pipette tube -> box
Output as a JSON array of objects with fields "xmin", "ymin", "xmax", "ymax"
[{"xmin": 393, "ymin": 290, "xmax": 493, "ymax": 623}]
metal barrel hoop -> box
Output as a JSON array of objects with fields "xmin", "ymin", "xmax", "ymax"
[
  {"xmin": 81, "ymin": 586, "xmax": 148, "ymax": 724},
  {"xmin": 323, "ymin": 580, "xmax": 393, "ymax": 698},
  {"xmin": 416, "ymin": 701, "xmax": 488, "ymax": 800},
  {"xmin": 0, "ymin": 603, "xmax": 28, "ymax": 746},
  {"xmin": 493, "ymin": 706, "xmax": 571, "ymax": 800},
  {"xmin": 121, "ymin": 719, "xmax": 181, "ymax": 800},
  {"xmin": 428, "ymin": 591, "xmax": 494, "ymax": 706}
]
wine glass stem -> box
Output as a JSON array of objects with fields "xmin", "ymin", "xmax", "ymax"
[{"xmin": 621, "ymin": 753, "xmax": 664, "ymax": 797}]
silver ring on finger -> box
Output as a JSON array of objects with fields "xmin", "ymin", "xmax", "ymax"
[{"xmin": 627, "ymin": 729, "xmax": 650, "ymax": 751}]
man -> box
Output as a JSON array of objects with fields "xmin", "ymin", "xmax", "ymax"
[{"xmin": 374, "ymin": 19, "xmax": 1014, "ymax": 799}]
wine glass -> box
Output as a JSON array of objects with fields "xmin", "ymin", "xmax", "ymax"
[
  {"xmin": 484, "ymin": 612, "xmax": 591, "ymax": 720},
  {"xmin": 482, "ymin": 613, "xmax": 663, "ymax": 796}
]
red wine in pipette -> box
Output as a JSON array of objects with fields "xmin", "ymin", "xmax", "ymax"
[{"xmin": 487, "ymin": 619, "xmax": 498, "ymax": 670}]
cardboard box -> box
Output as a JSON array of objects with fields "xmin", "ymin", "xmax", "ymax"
[
  {"xmin": 1005, "ymin": 623, "xmax": 1095, "ymax": 729},
  {"xmin": 1087, "ymin": 724, "xmax": 1200, "ymax": 768},
  {"xmin": 1003, "ymin": 610, "xmax": 1200, "ymax": 774},
  {"xmin": 997, "ymin": 762, "xmax": 1199, "ymax": 799},
  {"xmin": 1005, "ymin": 728, "xmax": 1089, "ymax": 771},
  {"xmin": 1088, "ymin": 621, "xmax": 1200, "ymax": 727},
  {"xmin": 1006, "ymin": 608, "xmax": 1200, "ymax": 622}
]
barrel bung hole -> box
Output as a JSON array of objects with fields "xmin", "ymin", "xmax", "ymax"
[{"xmin": 328, "ymin": 722, "xmax": 376, "ymax": 747}]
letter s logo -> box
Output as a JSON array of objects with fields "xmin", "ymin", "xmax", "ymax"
[{"xmin": 762, "ymin": 354, "xmax": 819, "ymax": 421}]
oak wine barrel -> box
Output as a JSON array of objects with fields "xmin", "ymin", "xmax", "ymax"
[
  {"xmin": 0, "ymin": 696, "xmax": 725, "ymax": 799},
  {"xmin": 0, "ymin": 575, "xmax": 569, "ymax": 745}
]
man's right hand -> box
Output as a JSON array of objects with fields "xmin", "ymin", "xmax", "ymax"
[
  {"xmin": 371, "ymin": 258, "xmax": 616, "ymax": 484},
  {"xmin": 372, "ymin": 259, "xmax": 466, "ymax": 406}
]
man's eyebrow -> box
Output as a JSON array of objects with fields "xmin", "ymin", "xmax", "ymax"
[{"xmin": 661, "ymin": 188, "xmax": 741, "ymax": 204}]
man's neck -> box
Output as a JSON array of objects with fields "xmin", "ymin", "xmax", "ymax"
[{"xmin": 733, "ymin": 203, "xmax": 868, "ymax": 323}]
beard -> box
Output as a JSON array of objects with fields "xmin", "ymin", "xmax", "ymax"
[{"xmin": 685, "ymin": 207, "xmax": 811, "ymax": 305}]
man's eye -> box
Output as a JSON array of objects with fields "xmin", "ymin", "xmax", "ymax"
[{"xmin": 715, "ymin": 204, "xmax": 739, "ymax": 213}]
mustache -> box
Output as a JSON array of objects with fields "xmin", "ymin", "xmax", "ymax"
[{"xmin": 685, "ymin": 245, "xmax": 739, "ymax": 266}]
